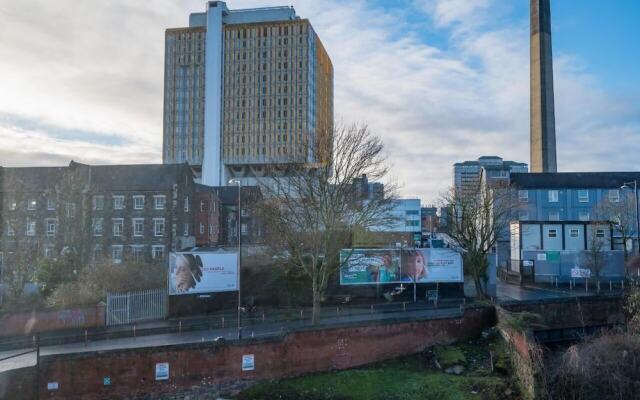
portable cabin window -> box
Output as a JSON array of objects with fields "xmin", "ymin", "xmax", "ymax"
[{"xmin": 578, "ymin": 190, "xmax": 589, "ymax": 203}]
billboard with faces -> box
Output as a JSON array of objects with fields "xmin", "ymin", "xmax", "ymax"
[
  {"xmin": 339, "ymin": 248, "xmax": 462, "ymax": 285},
  {"xmin": 169, "ymin": 252, "xmax": 238, "ymax": 295}
]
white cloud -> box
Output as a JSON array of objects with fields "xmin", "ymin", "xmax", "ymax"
[
  {"xmin": 419, "ymin": 0, "xmax": 496, "ymax": 30},
  {"xmin": 0, "ymin": 0, "xmax": 637, "ymax": 203}
]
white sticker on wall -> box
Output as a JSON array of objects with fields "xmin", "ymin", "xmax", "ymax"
[
  {"xmin": 537, "ymin": 253, "xmax": 547, "ymax": 261},
  {"xmin": 242, "ymin": 354, "xmax": 255, "ymax": 371},
  {"xmin": 155, "ymin": 362, "xmax": 170, "ymax": 380}
]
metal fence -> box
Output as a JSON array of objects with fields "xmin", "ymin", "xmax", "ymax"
[{"xmin": 106, "ymin": 288, "xmax": 168, "ymax": 326}]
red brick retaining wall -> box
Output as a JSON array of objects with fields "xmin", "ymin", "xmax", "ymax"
[{"xmin": 32, "ymin": 307, "xmax": 494, "ymax": 400}]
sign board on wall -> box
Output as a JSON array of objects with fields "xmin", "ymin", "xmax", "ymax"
[
  {"xmin": 571, "ymin": 267, "xmax": 592, "ymax": 278},
  {"xmin": 242, "ymin": 354, "xmax": 255, "ymax": 371},
  {"xmin": 155, "ymin": 362, "xmax": 169, "ymax": 380},
  {"xmin": 339, "ymin": 248, "xmax": 463, "ymax": 285},
  {"xmin": 47, "ymin": 382, "xmax": 59, "ymax": 391},
  {"xmin": 546, "ymin": 251, "xmax": 561, "ymax": 262},
  {"xmin": 169, "ymin": 252, "xmax": 238, "ymax": 295}
]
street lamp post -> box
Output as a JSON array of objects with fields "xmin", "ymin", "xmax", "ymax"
[
  {"xmin": 229, "ymin": 179, "xmax": 242, "ymax": 339},
  {"xmin": 621, "ymin": 181, "xmax": 640, "ymax": 258}
]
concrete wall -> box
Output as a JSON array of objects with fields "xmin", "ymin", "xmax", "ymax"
[{"xmin": 2, "ymin": 307, "xmax": 494, "ymax": 400}]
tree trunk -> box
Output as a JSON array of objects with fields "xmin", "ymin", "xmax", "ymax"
[
  {"xmin": 311, "ymin": 277, "xmax": 322, "ymax": 325},
  {"xmin": 311, "ymin": 289, "xmax": 322, "ymax": 325},
  {"xmin": 474, "ymin": 274, "xmax": 488, "ymax": 300}
]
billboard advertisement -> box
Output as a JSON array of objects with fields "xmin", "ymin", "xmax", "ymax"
[
  {"xmin": 339, "ymin": 249, "xmax": 401, "ymax": 285},
  {"xmin": 169, "ymin": 252, "xmax": 238, "ymax": 295},
  {"xmin": 340, "ymin": 248, "xmax": 462, "ymax": 285}
]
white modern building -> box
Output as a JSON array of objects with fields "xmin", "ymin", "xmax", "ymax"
[{"xmin": 370, "ymin": 199, "xmax": 421, "ymax": 235}]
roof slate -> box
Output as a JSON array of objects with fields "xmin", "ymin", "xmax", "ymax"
[{"xmin": 510, "ymin": 172, "xmax": 640, "ymax": 189}]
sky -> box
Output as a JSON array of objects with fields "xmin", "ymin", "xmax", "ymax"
[{"xmin": 0, "ymin": 0, "xmax": 638, "ymax": 204}]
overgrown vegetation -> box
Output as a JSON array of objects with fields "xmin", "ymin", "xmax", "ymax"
[
  {"xmin": 1, "ymin": 257, "xmax": 167, "ymax": 312},
  {"xmin": 625, "ymin": 277, "xmax": 640, "ymax": 334},
  {"xmin": 33, "ymin": 252, "xmax": 83, "ymax": 297},
  {"xmin": 496, "ymin": 309, "xmax": 546, "ymax": 332},
  {"xmin": 549, "ymin": 333, "xmax": 640, "ymax": 400},
  {"xmin": 237, "ymin": 337, "xmax": 519, "ymax": 400},
  {"xmin": 46, "ymin": 260, "xmax": 167, "ymax": 308}
]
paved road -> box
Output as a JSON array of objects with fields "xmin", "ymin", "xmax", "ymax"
[
  {"xmin": 0, "ymin": 305, "xmax": 463, "ymax": 373},
  {"xmin": 497, "ymin": 281, "xmax": 597, "ymax": 301}
]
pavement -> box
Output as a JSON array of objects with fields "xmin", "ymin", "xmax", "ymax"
[{"xmin": 496, "ymin": 280, "xmax": 608, "ymax": 301}]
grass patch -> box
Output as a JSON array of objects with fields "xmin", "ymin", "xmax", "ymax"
[
  {"xmin": 237, "ymin": 370, "xmax": 508, "ymax": 400},
  {"xmin": 434, "ymin": 346, "xmax": 467, "ymax": 368},
  {"xmin": 237, "ymin": 337, "xmax": 519, "ymax": 400}
]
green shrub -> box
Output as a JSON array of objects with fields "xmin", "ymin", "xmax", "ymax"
[
  {"xmin": 34, "ymin": 253, "xmax": 82, "ymax": 296},
  {"xmin": 433, "ymin": 346, "xmax": 467, "ymax": 368},
  {"xmin": 46, "ymin": 260, "xmax": 167, "ymax": 308}
]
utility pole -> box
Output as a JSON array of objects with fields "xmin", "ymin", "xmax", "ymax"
[
  {"xmin": 622, "ymin": 181, "xmax": 640, "ymax": 257},
  {"xmin": 229, "ymin": 179, "xmax": 242, "ymax": 339}
]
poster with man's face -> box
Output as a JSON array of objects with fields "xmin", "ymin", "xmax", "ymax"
[{"xmin": 169, "ymin": 252, "xmax": 238, "ymax": 295}]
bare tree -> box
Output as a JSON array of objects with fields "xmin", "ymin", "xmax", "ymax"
[
  {"xmin": 1, "ymin": 174, "xmax": 42, "ymax": 304},
  {"xmin": 583, "ymin": 229, "xmax": 607, "ymax": 292},
  {"xmin": 594, "ymin": 192, "xmax": 637, "ymax": 261},
  {"xmin": 1, "ymin": 163, "xmax": 91, "ymax": 305},
  {"xmin": 2, "ymin": 241, "xmax": 41, "ymax": 304},
  {"xmin": 440, "ymin": 179, "xmax": 518, "ymax": 299},
  {"xmin": 260, "ymin": 124, "xmax": 396, "ymax": 324},
  {"xmin": 54, "ymin": 162, "xmax": 92, "ymax": 265}
]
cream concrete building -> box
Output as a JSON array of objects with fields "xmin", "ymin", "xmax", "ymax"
[{"xmin": 163, "ymin": 2, "xmax": 333, "ymax": 186}]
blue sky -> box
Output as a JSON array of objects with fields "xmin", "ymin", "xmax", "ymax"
[
  {"xmin": 0, "ymin": 0, "xmax": 638, "ymax": 203},
  {"xmin": 545, "ymin": 0, "xmax": 639, "ymax": 92}
]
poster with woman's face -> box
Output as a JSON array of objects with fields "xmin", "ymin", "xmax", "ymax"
[
  {"xmin": 400, "ymin": 250, "xmax": 428, "ymax": 282},
  {"xmin": 169, "ymin": 252, "xmax": 238, "ymax": 295},
  {"xmin": 340, "ymin": 248, "xmax": 462, "ymax": 285}
]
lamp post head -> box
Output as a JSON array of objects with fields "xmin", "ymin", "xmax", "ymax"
[
  {"xmin": 621, "ymin": 181, "xmax": 638, "ymax": 190},
  {"xmin": 228, "ymin": 179, "xmax": 241, "ymax": 186}
]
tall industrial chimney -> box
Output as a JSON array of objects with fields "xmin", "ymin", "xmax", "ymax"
[{"xmin": 530, "ymin": 0, "xmax": 557, "ymax": 173}]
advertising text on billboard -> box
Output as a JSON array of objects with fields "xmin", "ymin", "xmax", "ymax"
[
  {"xmin": 340, "ymin": 248, "xmax": 463, "ymax": 285},
  {"xmin": 169, "ymin": 252, "xmax": 238, "ymax": 295}
]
